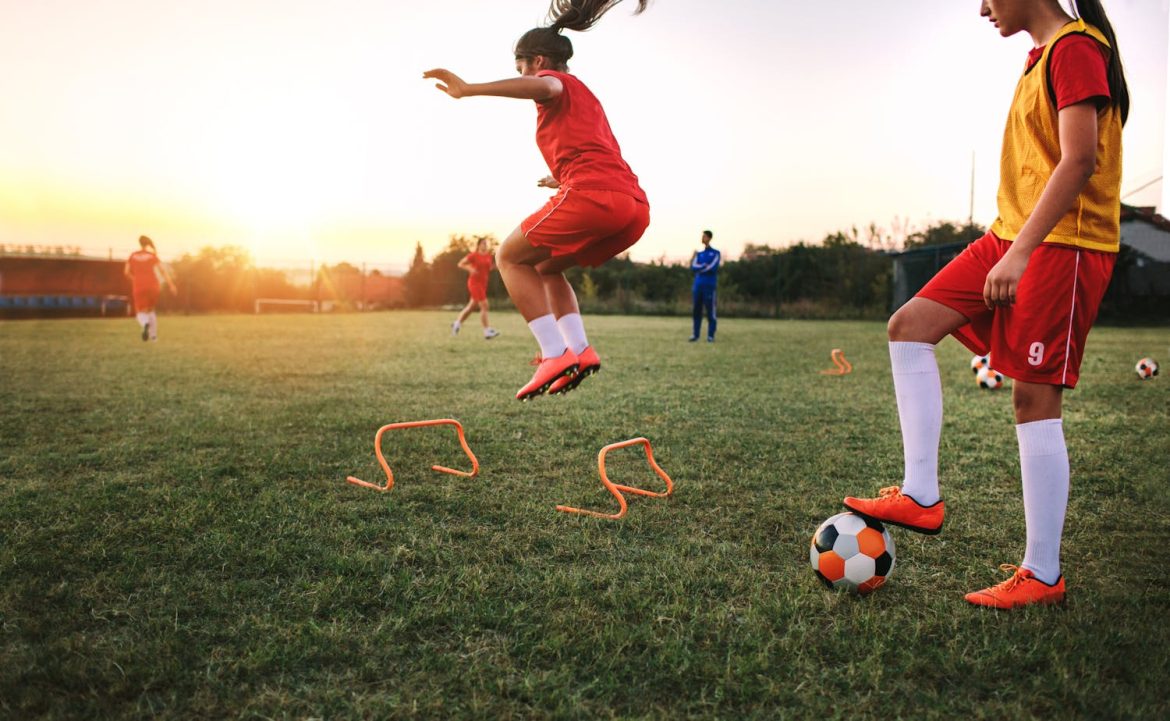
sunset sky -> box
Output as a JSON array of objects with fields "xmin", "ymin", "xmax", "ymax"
[{"xmin": 1, "ymin": 0, "xmax": 1166, "ymax": 272}]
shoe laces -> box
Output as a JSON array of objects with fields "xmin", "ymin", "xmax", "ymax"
[
  {"xmin": 529, "ymin": 353, "xmax": 544, "ymax": 366},
  {"xmin": 990, "ymin": 564, "xmax": 1028, "ymax": 592},
  {"xmin": 877, "ymin": 486, "xmax": 903, "ymax": 500}
]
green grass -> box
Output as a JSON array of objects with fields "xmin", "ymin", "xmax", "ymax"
[{"xmin": 2, "ymin": 311, "xmax": 1168, "ymax": 719}]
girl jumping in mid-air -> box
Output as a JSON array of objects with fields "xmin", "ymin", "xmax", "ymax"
[
  {"xmin": 124, "ymin": 235, "xmax": 177, "ymax": 342},
  {"xmin": 452, "ymin": 236, "xmax": 500, "ymax": 340},
  {"xmin": 424, "ymin": 0, "xmax": 651, "ymax": 400},
  {"xmin": 844, "ymin": 0, "xmax": 1128, "ymax": 609}
]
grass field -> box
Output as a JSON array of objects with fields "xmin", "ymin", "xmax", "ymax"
[{"xmin": 2, "ymin": 311, "xmax": 1168, "ymax": 719}]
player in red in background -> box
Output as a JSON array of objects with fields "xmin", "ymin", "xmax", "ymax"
[
  {"xmin": 124, "ymin": 235, "xmax": 177, "ymax": 342},
  {"xmin": 452, "ymin": 236, "xmax": 500, "ymax": 340},
  {"xmin": 844, "ymin": 0, "xmax": 1128, "ymax": 609},
  {"xmin": 424, "ymin": 0, "xmax": 651, "ymax": 400}
]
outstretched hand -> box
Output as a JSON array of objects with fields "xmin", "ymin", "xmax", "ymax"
[{"xmin": 423, "ymin": 68, "xmax": 468, "ymax": 98}]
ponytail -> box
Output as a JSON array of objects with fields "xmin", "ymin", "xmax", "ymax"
[
  {"xmin": 516, "ymin": 1, "xmax": 649, "ymax": 70},
  {"xmin": 547, "ymin": 0, "xmax": 649, "ymax": 32},
  {"xmin": 1071, "ymin": 0, "xmax": 1130, "ymax": 124},
  {"xmin": 138, "ymin": 235, "xmax": 156, "ymax": 252}
]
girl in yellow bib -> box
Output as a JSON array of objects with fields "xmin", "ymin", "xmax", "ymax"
[{"xmin": 843, "ymin": 0, "xmax": 1129, "ymax": 609}]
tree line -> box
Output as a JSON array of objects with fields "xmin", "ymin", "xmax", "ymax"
[{"xmin": 157, "ymin": 220, "xmax": 992, "ymax": 318}]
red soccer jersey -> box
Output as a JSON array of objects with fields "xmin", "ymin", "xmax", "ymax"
[
  {"xmin": 465, "ymin": 251, "xmax": 493, "ymax": 281},
  {"xmin": 127, "ymin": 250, "xmax": 160, "ymax": 289},
  {"xmin": 533, "ymin": 70, "xmax": 647, "ymax": 204},
  {"xmin": 1027, "ymin": 32, "xmax": 1111, "ymax": 109}
]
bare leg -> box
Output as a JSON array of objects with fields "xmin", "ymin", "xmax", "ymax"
[
  {"xmin": 887, "ymin": 297, "xmax": 968, "ymax": 343},
  {"xmin": 496, "ymin": 227, "xmax": 555, "ymax": 322},
  {"xmin": 536, "ymin": 255, "xmax": 580, "ymax": 319},
  {"xmin": 1013, "ymin": 381, "xmax": 1062, "ymax": 423},
  {"xmin": 456, "ymin": 299, "xmax": 477, "ymax": 325},
  {"xmin": 479, "ymin": 299, "xmax": 490, "ymax": 328}
]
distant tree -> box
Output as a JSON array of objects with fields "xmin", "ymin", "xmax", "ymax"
[
  {"xmin": 903, "ymin": 220, "xmax": 985, "ymax": 249},
  {"xmin": 403, "ymin": 242, "xmax": 430, "ymax": 307}
]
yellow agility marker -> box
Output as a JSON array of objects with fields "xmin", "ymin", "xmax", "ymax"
[
  {"xmin": 556, "ymin": 437, "xmax": 674, "ymax": 520},
  {"xmin": 819, "ymin": 348, "xmax": 853, "ymax": 375},
  {"xmin": 346, "ymin": 418, "xmax": 479, "ymax": 492}
]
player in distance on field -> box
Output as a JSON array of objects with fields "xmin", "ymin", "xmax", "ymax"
[
  {"xmin": 845, "ymin": 0, "xmax": 1129, "ymax": 609},
  {"xmin": 125, "ymin": 235, "xmax": 177, "ymax": 342},
  {"xmin": 451, "ymin": 236, "xmax": 500, "ymax": 340},
  {"xmin": 424, "ymin": 0, "xmax": 651, "ymax": 400}
]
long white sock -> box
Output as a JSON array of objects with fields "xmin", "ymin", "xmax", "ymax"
[
  {"xmin": 557, "ymin": 313, "xmax": 589, "ymax": 354},
  {"xmin": 527, "ymin": 314, "xmax": 567, "ymax": 359},
  {"xmin": 136, "ymin": 311, "xmax": 148, "ymax": 327},
  {"xmin": 1017, "ymin": 419, "xmax": 1069, "ymax": 585},
  {"xmin": 889, "ymin": 341, "xmax": 943, "ymax": 506},
  {"xmin": 148, "ymin": 311, "xmax": 158, "ymax": 338}
]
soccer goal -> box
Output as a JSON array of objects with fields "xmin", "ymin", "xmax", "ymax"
[{"xmin": 254, "ymin": 298, "xmax": 320, "ymax": 314}]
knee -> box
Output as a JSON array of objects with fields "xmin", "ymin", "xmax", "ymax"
[
  {"xmin": 887, "ymin": 306, "xmax": 912, "ymax": 341},
  {"xmin": 1012, "ymin": 382, "xmax": 1062, "ymax": 423}
]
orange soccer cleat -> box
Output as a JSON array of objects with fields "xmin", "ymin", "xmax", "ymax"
[
  {"xmin": 516, "ymin": 348, "xmax": 578, "ymax": 401},
  {"xmin": 964, "ymin": 565, "xmax": 1066, "ymax": 609},
  {"xmin": 548, "ymin": 345, "xmax": 602, "ymax": 395},
  {"xmin": 843, "ymin": 486, "xmax": 945, "ymax": 535}
]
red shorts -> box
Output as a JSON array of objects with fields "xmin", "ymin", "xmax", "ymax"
[
  {"xmin": 133, "ymin": 284, "xmax": 160, "ymax": 312},
  {"xmin": 521, "ymin": 187, "xmax": 650, "ymax": 268},
  {"xmin": 917, "ymin": 232, "xmax": 1115, "ymax": 388},
  {"xmin": 467, "ymin": 279, "xmax": 488, "ymax": 303}
]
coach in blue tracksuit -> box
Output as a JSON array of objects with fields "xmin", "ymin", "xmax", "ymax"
[{"xmin": 689, "ymin": 230, "xmax": 720, "ymax": 343}]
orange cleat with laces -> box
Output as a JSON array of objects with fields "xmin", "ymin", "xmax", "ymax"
[
  {"xmin": 516, "ymin": 348, "xmax": 578, "ymax": 401},
  {"xmin": 964, "ymin": 565, "xmax": 1066, "ymax": 609},
  {"xmin": 843, "ymin": 486, "xmax": 945, "ymax": 535},
  {"xmin": 548, "ymin": 345, "xmax": 602, "ymax": 395}
]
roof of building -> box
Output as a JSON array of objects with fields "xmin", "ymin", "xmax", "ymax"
[{"xmin": 1120, "ymin": 205, "xmax": 1170, "ymax": 262}]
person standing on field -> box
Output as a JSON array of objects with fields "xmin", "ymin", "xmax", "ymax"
[
  {"xmin": 843, "ymin": 0, "xmax": 1128, "ymax": 610},
  {"xmin": 452, "ymin": 236, "xmax": 500, "ymax": 339},
  {"xmin": 689, "ymin": 229, "xmax": 720, "ymax": 342},
  {"xmin": 124, "ymin": 235, "xmax": 176, "ymax": 342}
]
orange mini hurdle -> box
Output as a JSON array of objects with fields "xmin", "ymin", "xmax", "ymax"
[
  {"xmin": 819, "ymin": 348, "xmax": 853, "ymax": 376},
  {"xmin": 556, "ymin": 437, "xmax": 674, "ymax": 520},
  {"xmin": 346, "ymin": 418, "xmax": 479, "ymax": 492}
]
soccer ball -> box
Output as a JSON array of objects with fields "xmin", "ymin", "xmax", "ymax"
[
  {"xmin": 976, "ymin": 366, "xmax": 1004, "ymax": 389},
  {"xmin": 810, "ymin": 512, "xmax": 895, "ymax": 595},
  {"xmin": 1136, "ymin": 357, "xmax": 1159, "ymax": 380},
  {"xmin": 970, "ymin": 354, "xmax": 991, "ymax": 374}
]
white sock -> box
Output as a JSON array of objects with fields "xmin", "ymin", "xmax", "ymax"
[
  {"xmin": 557, "ymin": 313, "xmax": 589, "ymax": 354},
  {"xmin": 1017, "ymin": 419, "xmax": 1069, "ymax": 585},
  {"xmin": 527, "ymin": 314, "xmax": 567, "ymax": 359},
  {"xmin": 136, "ymin": 312, "xmax": 148, "ymax": 327},
  {"xmin": 452, "ymin": 319, "xmax": 461, "ymax": 329},
  {"xmin": 889, "ymin": 341, "xmax": 942, "ymax": 506},
  {"xmin": 148, "ymin": 311, "xmax": 157, "ymax": 338}
]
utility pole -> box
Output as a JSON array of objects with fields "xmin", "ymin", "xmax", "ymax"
[
  {"xmin": 1163, "ymin": 8, "xmax": 1170, "ymax": 215},
  {"xmin": 969, "ymin": 151, "xmax": 976, "ymax": 227}
]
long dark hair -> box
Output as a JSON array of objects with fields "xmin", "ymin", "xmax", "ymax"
[
  {"xmin": 515, "ymin": 1, "xmax": 649, "ymax": 70},
  {"xmin": 1071, "ymin": 0, "xmax": 1130, "ymax": 124},
  {"xmin": 138, "ymin": 235, "xmax": 156, "ymax": 253}
]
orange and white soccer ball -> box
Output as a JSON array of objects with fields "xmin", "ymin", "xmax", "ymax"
[
  {"xmin": 976, "ymin": 366, "xmax": 1004, "ymax": 389},
  {"xmin": 810, "ymin": 512, "xmax": 895, "ymax": 595},
  {"xmin": 1136, "ymin": 357, "xmax": 1159, "ymax": 380},
  {"xmin": 970, "ymin": 354, "xmax": 991, "ymax": 374}
]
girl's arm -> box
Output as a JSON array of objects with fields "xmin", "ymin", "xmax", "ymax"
[
  {"xmin": 982, "ymin": 101, "xmax": 1099, "ymax": 308},
  {"xmin": 423, "ymin": 69, "xmax": 562, "ymax": 102},
  {"xmin": 157, "ymin": 261, "xmax": 178, "ymax": 293},
  {"xmin": 457, "ymin": 256, "xmax": 474, "ymax": 273}
]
